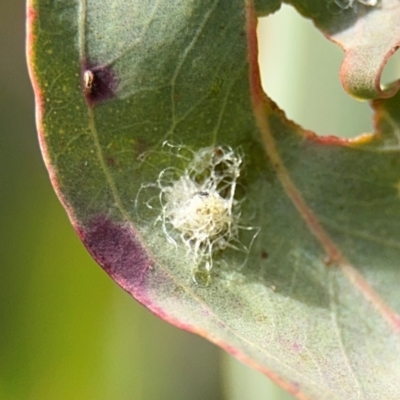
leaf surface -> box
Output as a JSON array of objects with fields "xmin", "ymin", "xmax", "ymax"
[
  {"xmin": 282, "ymin": 0, "xmax": 400, "ymax": 99},
  {"xmin": 27, "ymin": 0, "xmax": 400, "ymax": 399}
]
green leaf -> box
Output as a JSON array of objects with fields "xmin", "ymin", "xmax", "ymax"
[
  {"xmin": 27, "ymin": 0, "xmax": 400, "ymax": 399},
  {"xmin": 284, "ymin": 0, "xmax": 400, "ymax": 99}
]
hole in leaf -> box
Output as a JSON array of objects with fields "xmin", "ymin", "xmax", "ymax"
[
  {"xmin": 257, "ymin": 4, "xmax": 373, "ymax": 138},
  {"xmin": 381, "ymin": 48, "xmax": 400, "ymax": 89}
]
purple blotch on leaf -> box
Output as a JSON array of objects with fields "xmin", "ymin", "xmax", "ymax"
[
  {"xmin": 82, "ymin": 62, "xmax": 118, "ymax": 105},
  {"xmin": 78, "ymin": 216, "xmax": 151, "ymax": 293}
]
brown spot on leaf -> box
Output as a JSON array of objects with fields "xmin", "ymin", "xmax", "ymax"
[
  {"xmin": 261, "ymin": 250, "xmax": 269, "ymax": 259},
  {"xmin": 106, "ymin": 157, "xmax": 116, "ymax": 167},
  {"xmin": 82, "ymin": 62, "xmax": 118, "ymax": 106}
]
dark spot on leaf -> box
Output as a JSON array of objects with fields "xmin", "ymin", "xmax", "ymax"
[
  {"xmin": 77, "ymin": 216, "xmax": 151, "ymax": 293},
  {"xmin": 255, "ymin": 314, "xmax": 267, "ymax": 323},
  {"xmin": 106, "ymin": 157, "xmax": 116, "ymax": 167},
  {"xmin": 82, "ymin": 62, "xmax": 118, "ymax": 106},
  {"xmin": 172, "ymin": 286, "xmax": 185, "ymax": 296},
  {"xmin": 261, "ymin": 250, "xmax": 268, "ymax": 259}
]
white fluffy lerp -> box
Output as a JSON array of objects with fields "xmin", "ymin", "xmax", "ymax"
[{"xmin": 157, "ymin": 145, "xmax": 243, "ymax": 271}]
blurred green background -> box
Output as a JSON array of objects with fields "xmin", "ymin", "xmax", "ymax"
[{"xmin": 1, "ymin": 1, "xmax": 396, "ymax": 399}]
